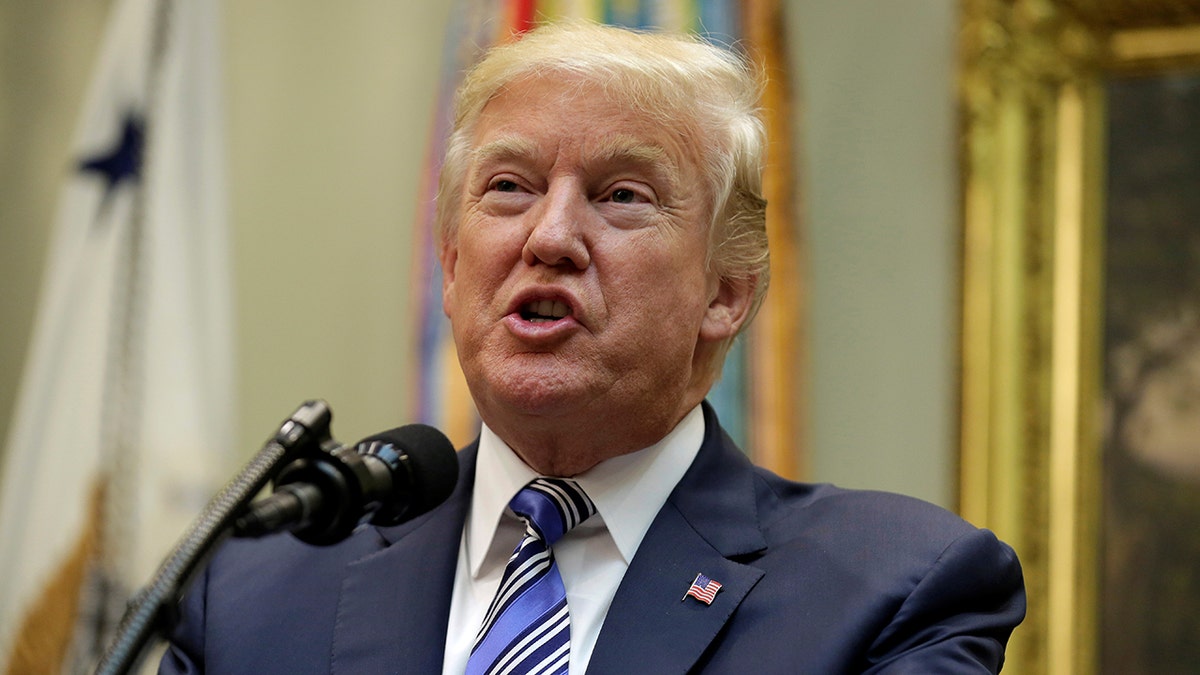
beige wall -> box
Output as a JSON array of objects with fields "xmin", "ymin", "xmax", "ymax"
[
  {"xmin": 0, "ymin": 1, "xmax": 959, "ymax": 509},
  {"xmin": 220, "ymin": 1, "xmax": 456, "ymax": 451},
  {"xmin": 793, "ymin": 1, "xmax": 959, "ymax": 507}
]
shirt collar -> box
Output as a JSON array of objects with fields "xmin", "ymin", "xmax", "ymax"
[{"xmin": 466, "ymin": 405, "xmax": 705, "ymax": 577}]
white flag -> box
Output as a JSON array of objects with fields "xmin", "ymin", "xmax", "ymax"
[{"xmin": 0, "ymin": 0, "xmax": 234, "ymax": 671}]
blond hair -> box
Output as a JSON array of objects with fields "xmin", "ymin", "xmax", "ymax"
[{"xmin": 436, "ymin": 20, "xmax": 770, "ymax": 326}]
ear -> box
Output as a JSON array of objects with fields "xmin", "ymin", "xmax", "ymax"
[
  {"xmin": 699, "ymin": 272, "xmax": 756, "ymax": 343},
  {"xmin": 439, "ymin": 236, "xmax": 459, "ymax": 319}
]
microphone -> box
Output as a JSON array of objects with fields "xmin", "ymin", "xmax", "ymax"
[{"xmin": 233, "ymin": 424, "xmax": 458, "ymax": 545}]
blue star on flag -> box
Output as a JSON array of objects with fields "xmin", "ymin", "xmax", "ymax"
[{"xmin": 78, "ymin": 112, "xmax": 145, "ymax": 221}]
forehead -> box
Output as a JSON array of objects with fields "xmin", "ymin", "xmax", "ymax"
[
  {"xmin": 467, "ymin": 74, "xmax": 701, "ymax": 178},
  {"xmin": 469, "ymin": 134, "xmax": 676, "ymax": 181}
]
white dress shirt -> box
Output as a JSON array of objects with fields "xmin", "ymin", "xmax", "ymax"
[{"xmin": 441, "ymin": 405, "xmax": 705, "ymax": 674}]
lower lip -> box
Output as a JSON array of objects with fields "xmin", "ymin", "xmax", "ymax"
[{"xmin": 503, "ymin": 313, "xmax": 580, "ymax": 341}]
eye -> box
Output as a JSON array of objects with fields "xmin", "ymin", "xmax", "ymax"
[
  {"xmin": 602, "ymin": 184, "xmax": 654, "ymax": 205},
  {"xmin": 611, "ymin": 188, "xmax": 638, "ymax": 203},
  {"xmin": 491, "ymin": 179, "xmax": 520, "ymax": 193}
]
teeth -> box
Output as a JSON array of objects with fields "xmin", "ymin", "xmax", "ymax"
[{"xmin": 523, "ymin": 299, "xmax": 570, "ymax": 321}]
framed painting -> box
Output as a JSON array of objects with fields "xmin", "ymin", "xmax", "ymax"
[{"xmin": 958, "ymin": 1, "xmax": 1200, "ymax": 673}]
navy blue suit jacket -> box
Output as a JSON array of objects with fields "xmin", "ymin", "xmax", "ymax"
[{"xmin": 160, "ymin": 403, "xmax": 1024, "ymax": 673}]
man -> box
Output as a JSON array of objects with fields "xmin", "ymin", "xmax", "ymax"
[{"xmin": 161, "ymin": 21, "xmax": 1024, "ymax": 674}]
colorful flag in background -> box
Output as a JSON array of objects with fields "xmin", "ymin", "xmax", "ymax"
[
  {"xmin": 412, "ymin": 0, "xmax": 804, "ymax": 478},
  {"xmin": 0, "ymin": 0, "xmax": 234, "ymax": 672}
]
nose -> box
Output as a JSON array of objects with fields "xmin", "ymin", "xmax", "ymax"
[{"xmin": 521, "ymin": 184, "xmax": 591, "ymax": 270}]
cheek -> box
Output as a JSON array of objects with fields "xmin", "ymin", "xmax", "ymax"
[
  {"xmin": 455, "ymin": 221, "xmax": 520, "ymax": 283},
  {"xmin": 607, "ymin": 256, "xmax": 710, "ymax": 335}
]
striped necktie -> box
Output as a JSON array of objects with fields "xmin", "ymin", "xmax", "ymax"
[{"xmin": 467, "ymin": 477, "xmax": 597, "ymax": 675}]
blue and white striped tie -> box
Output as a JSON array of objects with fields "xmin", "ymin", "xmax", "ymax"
[{"xmin": 467, "ymin": 478, "xmax": 597, "ymax": 675}]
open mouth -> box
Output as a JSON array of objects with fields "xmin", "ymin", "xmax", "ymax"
[{"xmin": 519, "ymin": 299, "xmax": 571, "ymax": 323}]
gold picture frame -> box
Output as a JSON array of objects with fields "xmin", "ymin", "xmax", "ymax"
[{"xmin": 958, "ymin": 1, "xmax": 1200, "ymax": 673}]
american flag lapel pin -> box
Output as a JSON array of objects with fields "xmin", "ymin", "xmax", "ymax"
[{"xmin": 682, "ymin": 572, "xmax": 723, "ymax": 605}]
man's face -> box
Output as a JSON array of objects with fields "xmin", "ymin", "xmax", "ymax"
[{"xmin": 441, "ymin": 74, "xmax": 746, "ymax": 462}]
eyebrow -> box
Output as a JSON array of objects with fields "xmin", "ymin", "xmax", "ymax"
[
  {"xmin": 591, "ymin": 135, "xmax": 673, "ymax": 171},
  {"xmin": 469, "ymin": 136, "xmax": 540, "ymax": 169},
  {"xmin": 591, "ymin": 135, "xmax": 679, "ymax": 188}
]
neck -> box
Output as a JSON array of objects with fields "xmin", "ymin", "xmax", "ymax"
[{"xmin": 491, "ymin": 408, "xmax": 687, "ymax": 476}]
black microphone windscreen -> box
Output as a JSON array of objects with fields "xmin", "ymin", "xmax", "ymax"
[{"xmin": 359, "ymin": 424, "xmax": 458, "ymax": 519}]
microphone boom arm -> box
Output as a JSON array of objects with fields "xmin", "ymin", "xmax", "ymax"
[{"xmin": 93, "ymin": 400, "xmax": 336, "ymax": 675}]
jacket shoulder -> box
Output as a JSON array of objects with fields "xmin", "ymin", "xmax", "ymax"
[{"xmin": 752, "ymin": 470, "xmax": 982, "ymax": 554}]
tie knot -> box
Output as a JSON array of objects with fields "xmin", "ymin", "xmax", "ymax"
[{"xmin": 509, "ymin": 477, "xmax": 596, "ymax": 546}]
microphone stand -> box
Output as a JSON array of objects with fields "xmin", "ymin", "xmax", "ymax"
[{"xmin": 93, "ymin": 400, "xmax": 338, "ymax": 675}]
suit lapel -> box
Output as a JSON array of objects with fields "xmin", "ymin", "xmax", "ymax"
[
  {"xmin": 588, "ymin": 403, "xmax": 767, "ymax": 674},
  {"xmin": 330, "ymin": 444, "xmax": 478, "ymax": 675},
  {"xmin": 586, "ymin": 504, "xmax": 764, "ymax": 674}
]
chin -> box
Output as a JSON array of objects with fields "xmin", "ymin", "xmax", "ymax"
[{"xmin": 478, "ymin": 370, "xmax": 598, "ymax": 419}]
